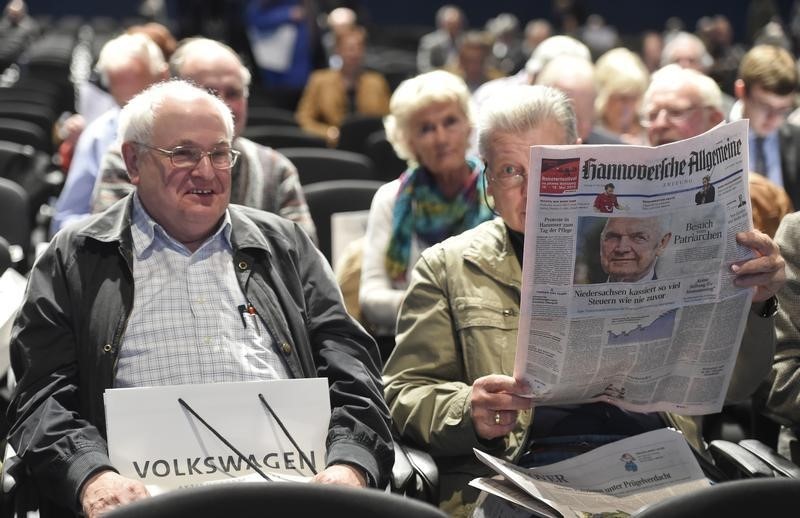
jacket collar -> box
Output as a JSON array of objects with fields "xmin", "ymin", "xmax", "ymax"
[
  {"xmin": 77, "ymin": 194, "xmax": 274, "ymax": 260},
  {"xmin": 462, "ymin": 218, "xmax": 521, "ymax": 290}
]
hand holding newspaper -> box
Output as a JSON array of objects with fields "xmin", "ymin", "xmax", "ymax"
[
  {"xmin": 514, "ymin": 120, "xmax": 754, "ymax": 415},
  {"xmin": 470, "ymin": 428, "xmax": 710, "ymax": 517}
]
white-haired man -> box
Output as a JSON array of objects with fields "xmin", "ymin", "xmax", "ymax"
[
  {"xmin": 90, "ymin": 37, "xmax": 317, "ymax": 240},
  {"xmin": 8, "ymin": 80, "xmax": 392, "ymax": 517},
  {"xmin": 50, "ymin": 33, "xmax": 168, "ymax": 234}
]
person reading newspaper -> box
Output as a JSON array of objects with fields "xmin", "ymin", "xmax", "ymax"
[{"xmin": 382, "ymin": 83, "xmax": 785, "ymax": 518}]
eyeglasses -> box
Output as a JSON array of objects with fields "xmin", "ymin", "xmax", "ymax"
[
  {"xmin": 136, "ymin": 143, "xmax": 240, "ymax": 170},
  {"xmin": 640, "ymin": 104, "xmax": 706, "ymax": 128},
  {"xmin": 488, "ymin": 164, "xmax": 527, "ymax": 189},
  {"xmin": 206, "ymin": 85, "xmax": 248, "ymax": 102},
  {"xmin": 747, "ymin": 95, "xmax": 794, "ymax": 119}
]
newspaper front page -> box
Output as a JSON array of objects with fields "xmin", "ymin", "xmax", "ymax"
[
  {"xmin": 513, "ymin": 120, "xmax": 753, "ymax": 415},
  {"xmin": 471, "ymin": 428, "xmax": 710, "ymax": 517}
]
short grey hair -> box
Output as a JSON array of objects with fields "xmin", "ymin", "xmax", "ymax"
[
  {"xmin": 436, "ymin": 4, "xmax": 465, "ymax": 27},
  {"xmin": 478, "ymin": 85, "xmax": 577, "ymax": 161},
  {"xmin": 642, "ymin": 64, "xmax": 723, "ymax": 114},
  {"xmin": 169, "ymin": 37, "xmax": 252, "ymax": 89},
  {"xmin": 660, "ymin": 31, "xmax": 713, "ymax": 70},
  {"xmin": 96, "ymin": 33, "xmax": 167, "ymax": 87},
  {"xmin": 118, "ymin": 79, "xmax": 234, "ymax": 146},
  {"xmin": 524, "ymin": 35, "xmax": 590, "ymax": 77},
  {"xmin": 384, "ymin": 70, "xmax": 473, "ymax": 164}
]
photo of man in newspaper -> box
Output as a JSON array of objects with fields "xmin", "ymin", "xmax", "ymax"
[
  {"xmin": 600, "ymin": 216, "xmax": 672, "ymax": 282},
  {"xmin": 694, "ymin": 175, "xmax": 715, "ymax": 205}
]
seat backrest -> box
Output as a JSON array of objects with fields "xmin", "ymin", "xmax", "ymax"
[
  {"xmin": 0, "ymin": 118, "xmax": 49, "ymax": 152},
  {"xmin": 303, "ymin": 179, "xmax": 385, "ymax": 263},
  {"xmin": 106, "ymin": 482, "xmax": 447, "ymax": 518},
  {"xmin": 246, "ymin": 106, "xmax": 299, "ymax": 127},
  {"xmin": 365, "ymin": 130, "xmax": 407, "ymax": 183},
  {"xmin": 242, "ymin": 125, "xmax": 326, "ymax": 149},
  {"xmin": 337, "ymin": 115, "xmax": 385, "ymax": 155},
  {"xmin": 0, "ymin": 177, "xmax": 30, "ymax": 263},
  {"xmin": 0, "ymin": 102, "xmax": 56, "ymax": 135},
  {"xmin": 632, "ymin": 478, "xmax": 800, "ymax": 517},
  {"xmin": 280, "ymin": 147, "xmax": 375, "ymax": 185}
]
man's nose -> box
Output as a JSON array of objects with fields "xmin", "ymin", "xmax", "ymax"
[{"xmin": 191, "ymin": 154, "xmax": 216, "ymax": 178}]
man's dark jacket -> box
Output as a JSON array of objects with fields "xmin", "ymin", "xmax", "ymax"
[
  {"xmin": 7, "ymin": 196, "xmax": 393, "ymax": 515},
  {"xmin": 779, "ymin": 122, "xmax": 800, "ymax": 208}
]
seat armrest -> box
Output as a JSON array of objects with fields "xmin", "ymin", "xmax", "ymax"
[
  {"xmin": 709, "ymin": 440, "xmax": 775, "ymax": 479},
  {"xmin": 738, "ymin": 439, "xmax": 800, "ymax": 479},
  {"xmin": 390, "ymin": 440, "xmax": 439, "ymax": 505}
]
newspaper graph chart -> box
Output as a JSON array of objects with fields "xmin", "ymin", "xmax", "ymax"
[{"xmin": 606, "ymin": 309, "xmax": 677, "ymax": 346}]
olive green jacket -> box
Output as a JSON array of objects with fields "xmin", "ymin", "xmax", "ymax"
[{"xmin": 384, "ymin": 218, "xmax": 775, "ymax": 517}]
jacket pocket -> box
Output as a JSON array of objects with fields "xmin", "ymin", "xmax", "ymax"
[{"xmin": 452, "ymin": 297, "xmax": 518, "ymax": 379}]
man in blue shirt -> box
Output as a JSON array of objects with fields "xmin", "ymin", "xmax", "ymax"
[{"xmin": 49, "ymin": 33, "xmax": 168, "ymax": 235}]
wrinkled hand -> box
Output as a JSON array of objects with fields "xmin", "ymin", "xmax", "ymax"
[
  {"xmin": 80, "ymin": 470, "xmax": 149, "ymax": 518},
  {"xmin": 470, "ymin": 374, "xmax": 533, "ymax": 440},
  {"xmin": 312, "ymin": 464, "xmax": 366, "ymax": 488},
  {"xmin": 732, "ymin": 230, "xmax": 785, "ymax": 302}
]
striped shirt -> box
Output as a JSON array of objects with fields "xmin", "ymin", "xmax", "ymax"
[{"xmin": 114, "ymin": 195, "xmax": 291, "ymax": 387}]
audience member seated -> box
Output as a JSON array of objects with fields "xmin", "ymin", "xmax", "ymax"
[
  {"xmin": 90, "ymin": 37, "xmax": 317, "ymax": 241},
  {"xmin": 594, "ymin": 47, "xmax": 650, "ymax": 145},
  {"xmin": 360, "ymin": 70, "xmax": 492, "ymax": 342},
  {"xmin": 61, "ymin": 22, "xmax": 178, "ymax": 173},
  {"xmin": 768, "ymin": 213, "xmax": 800, "ymax": 463},
  {"xmin": 383, "ymin": 83, "xmax": 786, "ymax": 518},
  {"xmin": 639, "ymin": 30, "xmax": 664, "ymax": 73},
  {"xmin": 472, "ymin": 34, "xmax": 590, "ymax": 115},
  {"xmin": 729, "ymin": 44, "xmax": 800, "ymax": 208},
  {"xmin": 49, "ymin": 33, "xmax": 168, "ymax": 235},
  {"xmin": 660, "ymin": 31, "xmax": 734, "ymax": 116},
  {"xmin": 521, "ymin": 19, "xmax": 552, "ymax": 57},
  {"xmin": 485, "ymin": 13, "xmax": 525, "ymax": 75},
  {"xmin": 416, "ymin": 4, "xmax": 466, "ymax": 73},
  {"xmin": 295, "ymin": 25, "xmax": 391, "ymax": 147},
  {"xmin": 321, "ymin": 6, "xmax": 357, "ymax": 68},
  {"xmin": 535, "ymin": 53, "xmax": 621, "ymax": 145},
  {"xmin": 444, "ymin": 30, "xmax": 504, "ymax": 93},
  {"xmin": 7, "ymin": 80, "xmax": 392, "ymax": 517},
  {"xmin": 0, "ymin": 0, "xmax": 38, "ymax": 41}
]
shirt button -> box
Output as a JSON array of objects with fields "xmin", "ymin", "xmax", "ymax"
[
  {"xmin": 204, "ymin": 337, "xmax": 211, "ymax": 345},
  {"xmin": 197, "ymin": 296, "xmax": 205, "ymax": 304},
  {"xmin": 280, "ymin": 342, "xmax": 292, "ymax": 355}
]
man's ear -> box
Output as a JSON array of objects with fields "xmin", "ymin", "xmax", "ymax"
[
  {"xmin": 657, "ymin": 233, "xmax": 673, "ymax": 254},
  {"xmin": 734, "ymin": 79, "xmax": 746, "ymax": 101},
  {"xmin": 121, "ymin": 142, "xmax": 141, "ymax": 185}
]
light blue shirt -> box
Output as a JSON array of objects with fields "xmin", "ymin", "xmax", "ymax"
[
  {"xmin": 114, "ymin": 195, "xmax": 291, "ymax": 388},
  {"xmin": 749, "ymin": 130, "xmax": 783, "ymax": 187},
  {"xmin": 50, "ymin": 107, "xmax": 120, "ymax": 235}
]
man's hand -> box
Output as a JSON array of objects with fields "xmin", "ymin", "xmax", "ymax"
[
  {"xmin": 312, "ymin": 464, "xmax": 367, "ymax": 488},
  {"xmin": 80, "ymin": 470, "xmax": 150, "ymax": 518},
  {"xmin": 732, "ymin": 230, "xmax": 786, "ymax": 302},
  {"xmin": 470, "ymin": 374, "xmax": 533, "ymax": 440}
]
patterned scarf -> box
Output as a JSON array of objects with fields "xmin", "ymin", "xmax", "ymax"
[{"xmin": 385, "ymin": 157, "xmax": 492, "ymax": 281}]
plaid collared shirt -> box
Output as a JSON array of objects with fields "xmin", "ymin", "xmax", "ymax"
[{"xmin": 114, "ymin": 195, "xmax": 291, "ymax": 388}]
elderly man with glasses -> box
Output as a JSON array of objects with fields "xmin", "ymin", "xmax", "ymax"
[
  {"xmin": 90, "ymin": 37, "xmax": 317, "ymax": 242},
  {"xmin": 7, "ymin": 80, "xmax": 392, "ymax": 518}
]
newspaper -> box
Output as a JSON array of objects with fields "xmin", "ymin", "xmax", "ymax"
[
  {"xmin": 470, "ymin": 428, "xmax": 710, "ymax": 517},
  {"xmin": 513, "ymin": 120, "xmax": 754, "ymax": 415}
]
